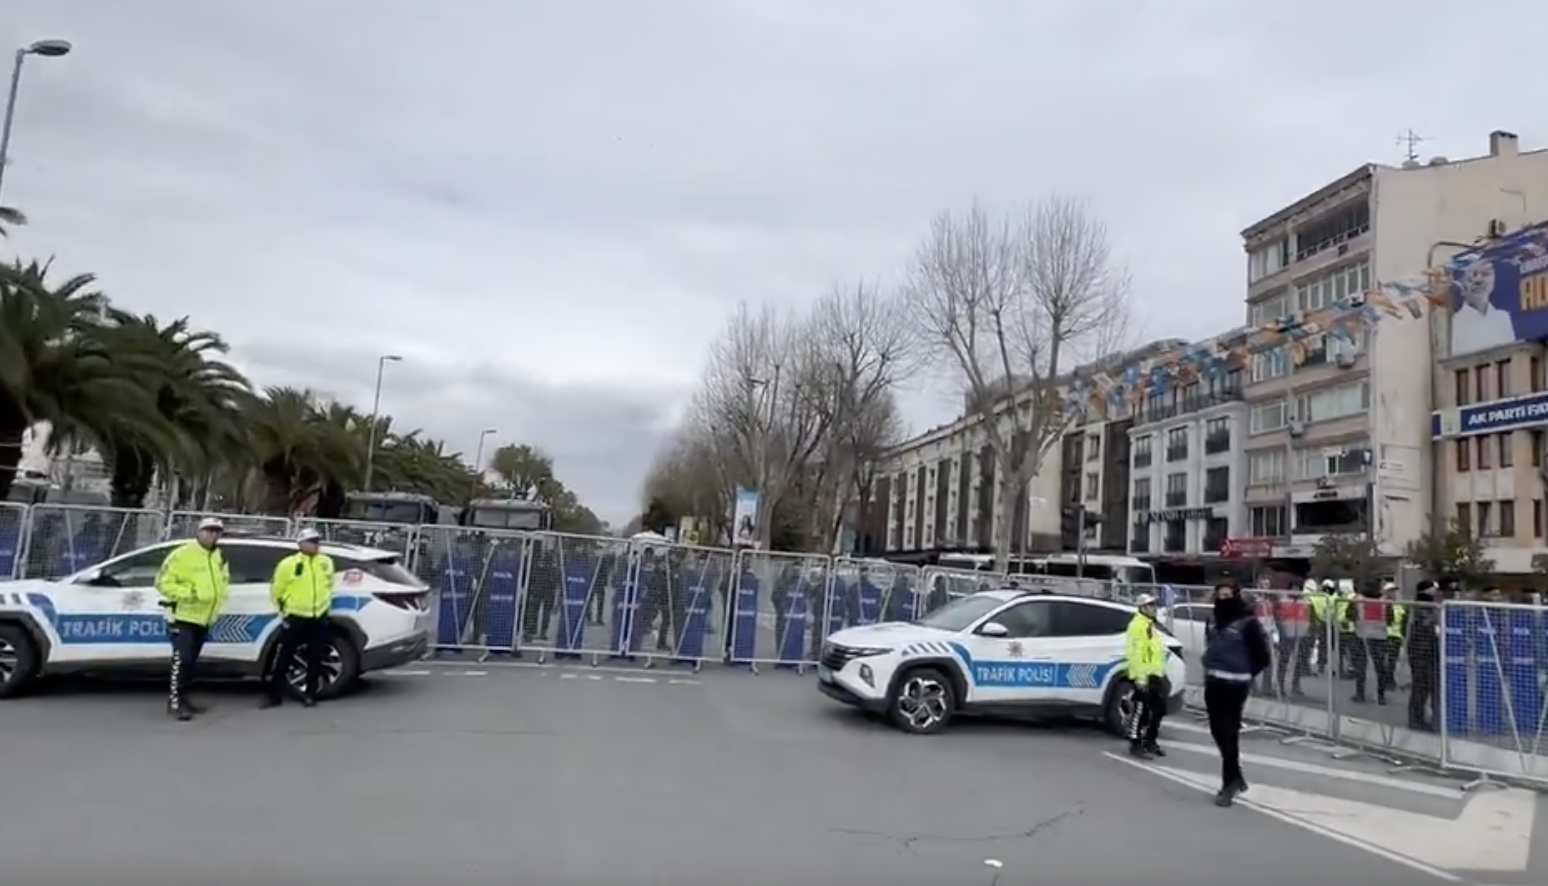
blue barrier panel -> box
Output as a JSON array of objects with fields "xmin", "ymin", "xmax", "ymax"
[
  {"xmin": 673, "ymin": 570, "xmax": 712, "ymax": 662},
  {"xmin": 608, "ymin": 557, "xmax": 642, "ymax": 660},
  {"xmin": 481, "ymin": 545, "xmax": 523, "ymax": 653},
  {"xmin": 436, "ymin": 557, "xmax": 473, "ymax": 648},
  {"xmin": 1442, "ymin": 605, "xmax": 1471, "ymax": 735},
  {"xmin": 1474, "ymin": 607, "xmax": 1507, "ymax": 735},
  {"xmin": 58, "ymin": 530, "xmax": 104, "ymax": 578},
  {"xmin": 1506, "ymin": 607, "xmax": 1542, "ymax": 741},
  {"xmin": 728, "ymin": 568, "xmax": 759, "ymax": 665},
  {"xmin": 556, "ymin": 559, "xmax": 593, "ymax": 660},
  {"xmin": 856, "ymin": 577, "xmax": 883, "ymax": 625},
  {"xmin": 775, "ymin": 581, "xmax": 812, "ymax": 667},
  {"xmin": 824, "ymin": 578, "xmax": 849, "ymax": 637},
  {"xmin": 898, "ymin": 574, "xmax": 926, "ymax": 621}
]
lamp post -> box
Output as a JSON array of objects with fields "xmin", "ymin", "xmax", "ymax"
[
  {"xmin": 361, "ymin": 354, "xmax": 403, "ymax": 492},
  {"xmin": 0, "ymin": 39, "xmax": 72, "ymax": 200},
  {"xmin": 472, "ymin": 428, "xmax": 497, "ymax": 496}
]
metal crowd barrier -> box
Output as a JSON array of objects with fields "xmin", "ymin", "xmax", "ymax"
[{"xmin": 2, "ymin": 502, "xmax": 1546, "ymax": 783}]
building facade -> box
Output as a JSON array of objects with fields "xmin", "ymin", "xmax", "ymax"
[
  {"xmin": 1126, "ymin": 328, "xmax": 1250, "ymax": 558},
  {"xmin": 1239, "ymin": 129, "xmax": 1548, "ymax": 559}
]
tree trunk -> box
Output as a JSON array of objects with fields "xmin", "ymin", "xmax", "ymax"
[
  {"xmin": 993, "ymin": 464, "xmax": 1017, "ymax": 573},
  {"xmin": 108, "ymin": 448, "xmax": 156, "ymax": 509}
]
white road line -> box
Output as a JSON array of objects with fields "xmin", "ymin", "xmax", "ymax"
[
  {"xmin": 613, "ymin": 676, "xmax": 658, "ymax": 684},
  {"xmin": 381, "ymin": 669, "xmax": 433, "ymax": 676},
  {"xmin": 1104, "ymin": 753, "xmax": 1462, "ymax": 883},
  {"xmin": 1158, "ymin": 741, "xmax": 1463, "ymax": 798}
]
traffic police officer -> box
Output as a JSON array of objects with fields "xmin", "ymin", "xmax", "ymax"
[
  {"xmin": 155, "ymin": 517, "xmax": 230, "ymax": 721},
  {"xmin": 263, "ymin": 528, "xmax": 335, "ymax": 708},
  {"xmin": 1125, "ymin": 593, "xmax": 1169, "ymax": 759}
]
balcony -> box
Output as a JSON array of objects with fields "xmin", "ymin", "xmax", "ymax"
[
  {"xmin": 1133, "ymin": 389, "xmax": 1246, "ymax": 428},
  {"xmin": 1164, "ymin": 492, "xmax": 1187, "ymax": 508},
  {"xmin": 1204, "ymin": 432, "xmax": 1231, "ymax": 455},
  {"xmin": 1134, "ymin": 451, "xmax": 1153, "ymax": 468},
  {"xmin": 1165, "ymin": 445, "xmax": 1189, "ymax": 463},
  {"xmin": 1132, "ymin": 498, "xmax": 1152, "ymax": 514},
  {"xmin": 1203, "ymin": 485, "xmax": 1230, "ymax": 505}
]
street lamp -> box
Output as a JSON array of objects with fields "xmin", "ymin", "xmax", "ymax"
[
  {"xmin": 471, "ymin": 428, "xmax": 497, "ymax": 495},
  {"xmin": 0, "ymin": 39, "xmax": 73, "ymax": 199},
  {"xmin": 361, "ymin": 354, "xmax": 403, "ymax": 492}
]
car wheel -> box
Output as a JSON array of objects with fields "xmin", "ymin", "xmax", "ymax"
[
  {"xmin": 1103, "ymin": 678, "xmax": 1136, "ymax": 736},
  {"xmin": 0, "ymin": 623, "xmax": 40, "ymax": 699},
  {"xmin": 887, "ymin": 666, "xmax": 956, "ymax": 735},
  {"xmin": 284, "ymin": 629, "xmax": 361, "ymax": 700}
]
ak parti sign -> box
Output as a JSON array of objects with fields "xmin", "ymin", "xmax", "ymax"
[{"xmin": 1219, "ymin": 537, "xmax": 1275, "ymax": 559}]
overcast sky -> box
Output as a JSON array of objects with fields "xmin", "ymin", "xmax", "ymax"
[{"xmin": 2, "ymin": 2, "xmax": 1538, "ymax": 523}]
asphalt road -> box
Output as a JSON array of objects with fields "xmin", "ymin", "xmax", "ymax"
[{"xmin": 0, "ymin": 664, "xmax": 1535, "ymax": 885}]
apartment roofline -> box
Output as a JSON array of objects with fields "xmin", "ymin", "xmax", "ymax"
[{"xmin": 1240, "ymin": 165, "xmax": 1374, "ymax": 241}]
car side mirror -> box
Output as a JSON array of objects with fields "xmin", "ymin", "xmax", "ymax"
[{"xmin": 978, "ymin": 621, "xmax": 1010, "ymax": 638}]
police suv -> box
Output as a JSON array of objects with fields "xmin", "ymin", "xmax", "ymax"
[
  {"xmin": 0, "ymin": 537, "xmax": 432, "ymax": 699},
  {"xmin": 817, "ymin": 587, "xmax": 1186, "ymax": 735}
]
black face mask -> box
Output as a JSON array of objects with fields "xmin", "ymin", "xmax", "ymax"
[{"xmin": 1214, "ymin": 595, "xmax": 1249, "ymax": 624}]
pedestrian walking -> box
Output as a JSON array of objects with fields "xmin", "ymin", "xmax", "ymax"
[
  {"xmin": 1203, "ymin": 581, "xmax": 1272, "ymax": 807},
  {"xmin": 1124, "ymin": 593, "xmax": 1170, "ymax": 760},
  {"xmin": 262, "ymin": 528, "xmax": 335, "ymax": 709},
  {"xmin": 155, "ymin": 517, "xmax": 230, "ymax": 721}
]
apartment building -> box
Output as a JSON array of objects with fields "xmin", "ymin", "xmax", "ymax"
[
  {"xmin": 1239, "ymin": 129, "xmax": 1548, "ymax": 559},
  {"xmin": 1430, "ymin": 215, "xmax": 1548, "ymax": 573},
  {"xmin": 1127, "ymin": 328, "xmax": 1250, "ymax": 557},
  {"xmin": 1058, "ymin": 414, "xmax": 1132, "ymax": 550}
]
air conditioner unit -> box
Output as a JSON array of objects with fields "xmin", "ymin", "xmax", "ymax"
[
  {"xmin": 1288, "ymin": 420, "xmax": 1306, "ymax": 438},
  {"xmin": 1335, "ymin": 352, "xmax": 1357, "ymax": 369},
  {"xmin": 1489, "ymin": 218, "xmax": 1508, "ymax": 238}
]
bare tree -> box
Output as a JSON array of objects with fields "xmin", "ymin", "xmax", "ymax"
[{"xmin": 904, "ymin": 197, "xmax": 1130, "ymax": 570}]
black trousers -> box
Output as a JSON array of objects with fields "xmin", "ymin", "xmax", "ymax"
[
  {"xmin": 1205, "ymin": 679, "xmax": 1251, "ymax": 788},
  {"xmin": 169, "ymin": 621, "xmax": 208, "ymax": 709},
  {"xmin": 1126, "ymin": 679, "xmax": 1167, "ymax": 745},
  {"xmin": 270, "ymin": 616, "xmax": 329, "ymax": 699}
]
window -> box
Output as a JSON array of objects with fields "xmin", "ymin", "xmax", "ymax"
[
  {"xmin": 1457, "ymin": 502, "xmax": 1472, "ymax": 531},
  {"xmin": 1133, "ymin": 435, "xmax": 1153, "ymax": 468},
  {"xmin": 1086, "ymin": 434, "xmax": 1100, "ymax": 462},
  {"xmin": 1500, "ymin": 433, "xmax": 1514, "ymax": 468},
  {"xmin": 1457, "ymin": 439, "xmax": 1471, "ymax": 471},
  {"xmin": 1250, "ymin": 400, "xmax": 1287, "ymax": 435},
  {"xmin": 1535, "ymin": 430, "xmax": 1544, "ymax": 468},
  {"xmin": 1478, "ymin": 502, "xmax": 1493, "ymax": 537},
  {"xmin": 1296, "ymin": 331, "xmax": 1367, "ymax": 370},
  {"xmin": 1295, "ymin": 381, "xmax": 1369, "ymax": 424},
  {"xmin": 1501, "ymin": 500, "xmax": 1517, "ymax": 537},
  {"xmin": 1247, "ymin": 447, "xmax": 1286, "ymax": 484},
  {"xmin": 915, "ymin": 594, "xmax": 1004, "ymax": 632},
  {"xmin": 1476, "ymin": 366, "xmax": 1491, "ymax": 403},
  {"xmin": 1455, "ymin": 369, "xmax": 1471, "ymax": 406},
  {"xmin": 1084, "ymin": 472, "xmax": 1099, "ymax": 500},
  {"xmin": 1251, "ymin": 348, "xmax": 1290, "ymax": 383},
  {"xmin": 1203, "ymin": 517, "xmax": 1228, "ymax": 551},
  {"xmin": 1050, "ymin": 601, "xmax": 1131, "ymax": 637},
  {"xmin": 1249, "ymin": 505, "xmax": 1287, "ymax": 537},
  {"xmin": 220, "ymin": 543, "xmax": 289, "ymax": 585},
  {"xmin": 1163, "ymin": 520, "xmax": 1186, "ymax": 553},
  {"xmin": 81, "ymin": 545, "xmax": 176, "ymax": 588},
  {"xmin": 990, "ymin": 600, "xmax": 1052, "ymax": 638},
  {"xmin": 1249, "ymin": 291, "xmax": 1288, "ymax": 324},
  {"xmin": 1204, "ymin": 417, "xmax": 1230, "ymax": 454},
  {"xmin": 1536, "ymin": 500, "xmax": 1544, "ymax": 539},
  {"xmin": 1294, "ymin": 261, "xmax": 1370, "ymax": 312},
  {"xmin": 1534, "ymin": 356, "xmax": 1544, "ymax": 393},
  {"xmin": 1133, "ymin": 478, "xmax": 1152, "ymax": 512},
  {"xmin": 1165, "ymin": 472, "xmax": 1188, "ymax": 507},
  {"xmin": 1295, "ymin": 205, "xmax": 1370, "ymax": 262},
  {"xmin": 1476, "ymin": 435, "xmax": 1491, "ymax": 470},
  {"xmin": 1248, "ymin": 240, "xmax": 1289, "ymax": 283},
  {"xmin": 1203, "ymin": 467, "xmax": 1230, "ymax": 503},
  {"xmin": 1295, "ymin": 442, "xmax": 1369, "ymax": 480},
  {"xmin": 1130, "ymin": 523, "xmax": 1150, "ymax": 554},
  {"xmin": 1497, "ymin": 361, "xmax": 1512, "ymax": 398},
  {"xmin": 1166, "ymin": 428, "xmax": 1188, "ymax": 461}
]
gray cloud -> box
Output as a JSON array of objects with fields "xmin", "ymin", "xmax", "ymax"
[{"xmin": 2, "ymin": 0, "xmax": 1540, "ymax": 522}]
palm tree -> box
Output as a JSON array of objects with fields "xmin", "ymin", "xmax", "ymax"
[
  {"xmin": 92, "ymin": 314, "xmax": 254, "ymax": 507},
  {"xmin": 0, "ymin": 261, "xmax": 162, "ymax": 501}
]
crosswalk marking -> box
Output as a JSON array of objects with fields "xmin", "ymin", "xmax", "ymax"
[{"xmin": 1158, "ymin": 740, "xmax": 1462, "ymax": 798}]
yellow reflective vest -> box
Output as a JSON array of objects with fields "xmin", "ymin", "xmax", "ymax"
[
  {"xmin": 1125, "ymin": 612, "xmax": 1168, "ymax": 683},
  {"xmin": 271, "ymin": 552, "xmax": 336, "ymax": 619},
  {"xmin": 154, "ymin": 541, "xmax": 230, "ymax": 627}
]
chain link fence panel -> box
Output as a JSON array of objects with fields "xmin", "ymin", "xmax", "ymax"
[
  {"xmin": 1440, "ymin": 600, "xmax": 1548, "ymax": 786},
  {"xmin": 522, "ymin": 531, "xmax": 640, "ymax": 665},
  {"xmin": 638, "ymin": 542, "xmax": 738, "ymax": 673},
  {"xmin": 918, "ymin": 566, "xmax": 1006, "ymax": 603},
  {"xmin": 19, "ymin": 505, "xmax": 166, "ymax": 579},
  {"xmin": 0, "ymin": 502, "xmax": 27, "ymax": 580},
  {"xmin": 415, "ymin": 525, "xmax": 531, "ymax": 659},
  {"xmin": 294, "ymin": 517, "xmax": 420, "ymax": 558},
  {"xmin": 164, "ymin": 510, "xmax": 292, "ymax": 540},
  {"xmin": 728, "ymin": 550, "xmax": 834, "ymax": 673}
]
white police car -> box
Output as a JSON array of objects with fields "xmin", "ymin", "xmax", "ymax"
[
  {"xmin": 0, "ymin": 536, "xmax": 432, "ymax": 699},
  {"xmin": 817, "ymin": 588, "xmax": 1186, "ymax": 735}
]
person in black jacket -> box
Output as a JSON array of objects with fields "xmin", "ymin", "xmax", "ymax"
[{"xmin": 1203, "ymin": 581, "xmax": 1273, "ymax": 808}]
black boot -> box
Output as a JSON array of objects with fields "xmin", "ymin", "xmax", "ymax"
[
  {"xmin": 167, "ymin": 701, "xmax": 193, "ymax": 722},
  {"xmin": 1145, "ymin": 742, "xmax": 1167, "ymax": 758},
  {"xmin": 1128, "ymin": 742, "xmax": 1154, "ymax": 760},
  {"xmin": 1214, "ymin": 778, "xmax": 1247, "ymax": 807}
]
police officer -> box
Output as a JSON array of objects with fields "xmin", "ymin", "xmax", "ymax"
[
  {"xmin": 155, "ymin": 517, "xmax": 230, "ymax": 721},
  {"xmin": 1203, "ymin": 581, "xmax": 1273, "ymax": 807},
  {"xmin": 1406, "ymin": 580, "xmax": 1442, "ymax": 730},
  {"xmin": 263, "ymin": 528, "xmax": 335, "ymax": 708},
  {"xmin": 1378, "ymin": 581, "xmax": 1406, "ymax": 700},
  {"xmin": 1125, "ymin": 593, "xmax": 1169, "ymax": 759},
  {"xmin": 1307, "ymin": 578, "xmax": 1334, "ymax": 673}
]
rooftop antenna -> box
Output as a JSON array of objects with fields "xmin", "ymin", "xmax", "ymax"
[{"xmin": 1396, "ymin": 129, "xmax": 1428, "ymax": 164}]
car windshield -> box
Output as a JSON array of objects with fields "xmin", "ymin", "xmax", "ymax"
[{"xmin": 912, "ymin": 594, "xmax": 1004, "ymax": 632}]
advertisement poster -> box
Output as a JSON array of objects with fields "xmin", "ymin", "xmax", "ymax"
[{"xmin": 732, "ymin": 487, "xmax": 760, "ymax": 547}]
